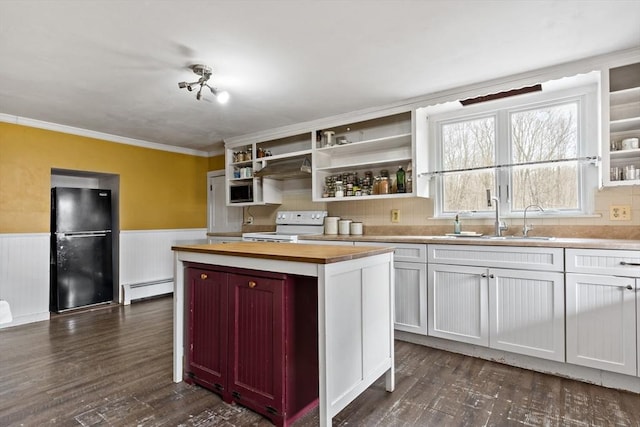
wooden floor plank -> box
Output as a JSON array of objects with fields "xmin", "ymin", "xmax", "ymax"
[{"xmin": 1, "ymin": 296, "xmax": 638, "ymax": 426}]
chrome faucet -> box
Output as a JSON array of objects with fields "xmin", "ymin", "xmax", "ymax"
[
  {"xmin": 523, "ymin": 204, "xmax": 544, "ymax": 237},
  {"xmin": 487, "ymin": 190, "xmax": 508, "ymax": 237}
]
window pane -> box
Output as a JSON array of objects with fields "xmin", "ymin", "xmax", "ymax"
[
  {"xmin": 510, "ymin": 102, "xmax": 578, "ymax": 210},
  {"xmin": 441, "ymin": 117, "xmax": 495, "ymax": 213},
  {"xmin": 511, "ymin": 163, "xmax": 579, "ymax": 210},
  {"xmin": 443, "ymin": 170, "xmax": 495, "ymax": 213},
  {"xmin": 511, "ymin": 102, "xmax": 578, "ymax": 163},
  {"xmin": 442, "ymin": 117, "xmax": 495, "ymax": 170}
]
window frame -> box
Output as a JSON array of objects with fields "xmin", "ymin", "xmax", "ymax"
[{"xmin": 429, "ymin": 82, "xmax": 599, "ymax": 219}]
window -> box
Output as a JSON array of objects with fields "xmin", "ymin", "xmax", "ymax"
[{"xmin": 431, "ymin": 80, "xmax": 598, "ymax": 218}]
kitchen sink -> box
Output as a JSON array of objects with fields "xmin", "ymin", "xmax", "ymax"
[{"xmin": 482, "ymin": 235, "xmax": 555, "ymax": 241}]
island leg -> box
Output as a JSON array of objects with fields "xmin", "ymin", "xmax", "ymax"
[
  {"xmin": 173, "ymin": 255, "xmax": 184, "ymax": 383},
  {"xmin": 317, "ymin": 268, "xmax": 330, "ymax": 427}
]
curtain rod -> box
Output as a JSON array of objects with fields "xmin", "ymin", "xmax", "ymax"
[{"xmin": 421, "ymin": 156, "xmax": 600, "ymax": 177}]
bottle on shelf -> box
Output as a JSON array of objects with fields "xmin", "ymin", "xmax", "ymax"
[{"xmin": 396, "ymin": 166, "xmax": 406, "ymax": 193}]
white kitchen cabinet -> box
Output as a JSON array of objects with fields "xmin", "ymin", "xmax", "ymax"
[
  {"xmin": 565, "ymin": 248, "xmax": 639, "ymax": 376},
  {"xmin": 489, "ymin": 268, "xmax": 565, "ymax": 362},
  {"xmin": 427, "ymin": 244, "xmax": 565, "ymax": 361},
  {"xmin": 428, "ymin": 263, "xmax": 488, "ymax": 346},
  {"xmin": 602, "ymin": 61, "xmax": 640, "ymax": 187},
  {"xmin": 224, "ymin": 132, "xmax": 312, "ymax": 206},
  {"xmin": 312, "ymin": 111, "xmax": 429, "ymax": 201},
  {"xmin": 356, "ymin": 242, "xmax": 428, "ymax": 335}
]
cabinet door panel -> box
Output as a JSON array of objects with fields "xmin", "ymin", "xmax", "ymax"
[
  {"xmin": 188, "ymin": 269, "xmax": 228, "ymax": 392},
  {"xmin": 489, "ymin": 269, "xmax": 564, "ymax": 361},
  {"xmin": 428, "ymin": 264, "xmax": 488, "ymax": 346},
  {"xmin": 566, "ymin": 273, "xmax": 636, "ymax": 375},
  {"xmin": 228, "ymin": 273, "xmax": 285, "ymax": 412},
  {"xmin": 394, "ymin": 261, "xmax": 427, "ymax": 334}
]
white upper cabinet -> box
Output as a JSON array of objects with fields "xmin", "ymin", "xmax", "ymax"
[
  {"xmin": 312, "ymin": 111, "xmax": 428, "ymax": 201},
  {"xmin": 312, "ymin": 112, "xmax": 412, "ymax": 201},
  {"xmin": 224, "ymin": 132, "xmax": 312, "ymax": 206},
  {"xmin": 603, "ymin": 61, "xmax": 640, "ymax": 186},
  {"xmin": 224, "ymin": 109, "xmax": 430, "ymax": 205}
]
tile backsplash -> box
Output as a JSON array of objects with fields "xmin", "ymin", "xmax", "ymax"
[{"xmin": 244, "ymin": 181, "xmax": 640, "ymax": 239}]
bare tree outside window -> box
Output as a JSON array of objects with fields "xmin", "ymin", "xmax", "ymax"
[
  {"xmin": 441, "ymin": 117, "xmax": 495, "ymax": 213},
  {"xmin": 440, "ymin": 101, "xmax": 580, "ymax": 214},
  {"xmin": 510, "ymin": 102, "xmax": 579, "ymax": 210}
]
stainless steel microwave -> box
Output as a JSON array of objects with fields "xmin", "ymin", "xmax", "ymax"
[{"xmin": 230, "ymin": 184, "xmax": 253, "ymax": 203}]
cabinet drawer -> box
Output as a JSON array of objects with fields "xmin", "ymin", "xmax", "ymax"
[
  {"xmin": 566, "ymin": 248, "xmax": 640, "ymax": 276},
  {"xmin": 428, "ymin": 244, "xmax": 564, "ymax": 272},
  {"xmin": 354, "ymin": 241, "xmax": 427, "ymax": 263}
]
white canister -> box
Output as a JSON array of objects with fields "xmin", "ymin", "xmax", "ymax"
[
  {"xmin": 621, "ymin": 137, "xmax": 639, "ymax": 150},
  {"xmin": 338, "ymin": 219, "xmax": 352, "ymax": 235},
  {"xmin": 349, "ymin": 222, "xmax": 363, "ymax": 235},
  {"xmin": 324, "ymin": 216, "xmax": 339, "ymax": 235}
]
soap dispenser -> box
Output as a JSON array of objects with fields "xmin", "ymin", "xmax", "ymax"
[{"xmin": 453, "ymin": 214, "xmax": 461, "ymax": 234}]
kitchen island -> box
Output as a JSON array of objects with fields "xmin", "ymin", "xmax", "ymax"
[{"xmin": 171, "ymin": 241, "xmax": 395, "ymax": 427}]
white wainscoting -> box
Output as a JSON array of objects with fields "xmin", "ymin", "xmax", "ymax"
[
  {"xmin": 0, "ymin": 233, "xmax": 50, "ymax": 328},
  {"xmin": 0, "ymin": 229, "xmax": 206, "ymax": 328},
  {"xmin": 119, "ymin": 229, "xmax": 206, "ymax": 304}
]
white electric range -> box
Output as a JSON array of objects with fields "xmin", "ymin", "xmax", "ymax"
[{"xmin": 242, "ymin": 210, "xmax": 328, "ymax": 243}]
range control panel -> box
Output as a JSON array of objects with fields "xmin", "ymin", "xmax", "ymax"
[{"xmin": 275, "ymin": 210, "xmax": 328, "ymax": 225}]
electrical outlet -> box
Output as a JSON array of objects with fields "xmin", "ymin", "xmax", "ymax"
[
  {"xmin": 391, "ymin": 209, "xmax": 400, "ymax": 223},
  {"xmin": 246, "ymin": 215, "xmax": 254, "ymax": 225},
  {"xmin": 609, "ymin": 205, "xmax": 631, "ymax": 221}
]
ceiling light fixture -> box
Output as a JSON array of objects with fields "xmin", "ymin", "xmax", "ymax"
[{"xmin": 178, "ymin": 64, "xmax": 229, "ymax": 104}]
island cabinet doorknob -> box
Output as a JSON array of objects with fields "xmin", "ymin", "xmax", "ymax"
[
  {"xmin": 481, "ymin": 273, "xmax": 487, "ymax": 278},
  {"xmin": 626, "ymin": 285, "xmax": 634, "ymax": 290},
  {"xmin": 200, "ymin": 273, "xmax": 208, "ymax": 280},
  {"xmin": 248, "ymin": 281, "xmax": 257, "ymax": 288}
]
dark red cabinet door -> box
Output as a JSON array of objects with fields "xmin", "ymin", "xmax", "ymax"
[
  {"xmin": 227, "ymin": 273, "xmax": 285, "ymax": 416},
  {"xmin": 187, "ymin": 268, "xmax": 229, "ymax": 399},
  {"xmin": 186, "ymin": 265, "xmax": 318, "ymax": 427}
]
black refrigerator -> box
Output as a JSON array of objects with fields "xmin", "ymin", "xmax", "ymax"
[{"xmin": 50, "ymin": 187, "xmax": 113, "ymax": 312}]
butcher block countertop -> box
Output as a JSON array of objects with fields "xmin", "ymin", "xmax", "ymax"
[
  {"xmin": 300, "ymin": 235, "xmax": 640, "ymax": 250},
  {"xmin": 172, "ymin": 241, "xmax": 394, "ymax": 264}
]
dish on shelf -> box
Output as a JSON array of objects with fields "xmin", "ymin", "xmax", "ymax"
[{"xmin": 621, "ymin": 137, "xmax": 639, "ymax": 150}]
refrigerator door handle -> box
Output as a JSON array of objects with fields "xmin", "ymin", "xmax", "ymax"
[{"xmin": 57, "ymin": 232, "xmax": 110, "ymax": 238}]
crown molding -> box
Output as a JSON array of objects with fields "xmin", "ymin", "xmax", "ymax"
[{"xmin": 0, "ymin": 114, "xmax": 210, "ymax": 157}]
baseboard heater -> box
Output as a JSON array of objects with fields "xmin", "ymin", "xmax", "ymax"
[{"xmin": 122, "ymin": 278, "xmax": 173, "ymax": 305}]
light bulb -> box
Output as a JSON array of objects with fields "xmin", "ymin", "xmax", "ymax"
[{"xmin": 216, "ymin": 90, "xmax": 230, "ymax": 104}]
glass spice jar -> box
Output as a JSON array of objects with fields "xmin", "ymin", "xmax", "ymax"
[
  {"xmin": 379, "ymin": 177, "xmax": 389, "ymax": 194},
  {"xmin": 335, "ymin": 180, "xmax": 344, "ymax": 198}
]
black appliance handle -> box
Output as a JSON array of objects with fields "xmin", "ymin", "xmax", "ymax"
[{"xmin": 56, "ymin": 231, "xmax": 110, "ymax": 238}]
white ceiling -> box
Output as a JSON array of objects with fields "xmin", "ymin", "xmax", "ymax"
[{"xmin": 1, "ymin": 1, "xmax": 639, "ymax": 154}]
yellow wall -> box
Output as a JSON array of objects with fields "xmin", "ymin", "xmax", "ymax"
[
  {"xmin": 208, "ymin": 154, "xmax": 225, "ymax": 171},
  {"xmin": 0, "ymin": 123, "xmax": 222, "ymax": 233}
]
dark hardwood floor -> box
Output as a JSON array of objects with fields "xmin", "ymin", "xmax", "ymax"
[{"xmin": 1, "ymin": 296, "xmax": 638, "ymax": 426}]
